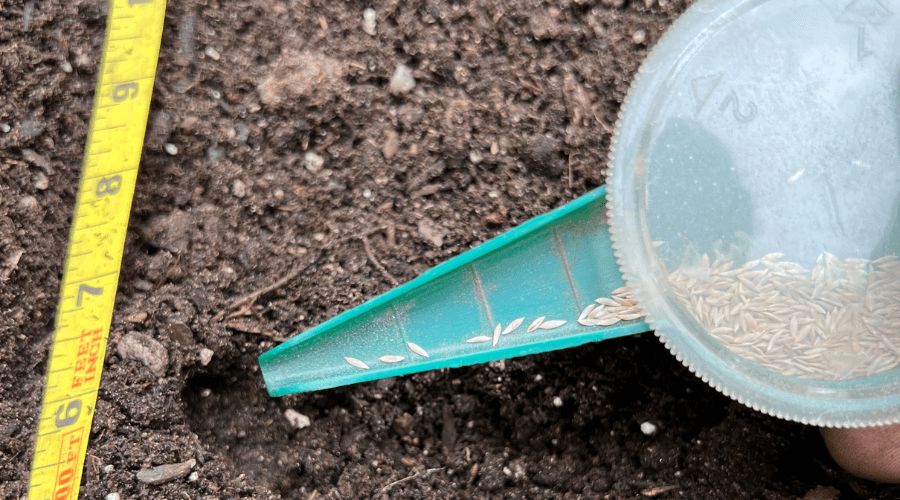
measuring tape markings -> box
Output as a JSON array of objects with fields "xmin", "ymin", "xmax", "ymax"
[{"xmin": 28, "ymin": 1, "xmax": 166, "ymax": 499}]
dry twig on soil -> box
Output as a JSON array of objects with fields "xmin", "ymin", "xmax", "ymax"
[
  {"xmin": 361, "ymin": 235, "xmax": 399, "ymax": 286},
  {"xmin": 214, "ymin": 263, "xmax": 309, "ymax": 321},
  {"xmin": 371, "ymin": 468, "xmax": 444, "ymax": 499}
]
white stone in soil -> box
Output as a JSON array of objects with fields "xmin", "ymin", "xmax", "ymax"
[{"xmin": 284, "ymin": 409, "xmax": 311, "ymax": 429}]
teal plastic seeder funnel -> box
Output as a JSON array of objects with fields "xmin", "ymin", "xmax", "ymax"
[{"xmin": 260, "ymin": 187, "xmax": 650, "ymax": 396}]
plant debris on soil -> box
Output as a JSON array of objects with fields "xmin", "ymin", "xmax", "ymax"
[{"xmin": 2, "ymin": 0, "xmax": 900, "ymax": 499}]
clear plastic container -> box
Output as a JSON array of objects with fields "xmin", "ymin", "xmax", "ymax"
[{"xmin": 608, "ymin": 0, "xmax": 900, "ymax": 426}]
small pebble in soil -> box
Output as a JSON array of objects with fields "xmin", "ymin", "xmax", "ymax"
[
  {"xmin": 284, "ymin": 409, "xmax": 311, "ymax": 429},
  {"xmin": 22, "ymin": 148, "xmax": 52, "ymax": 172},
  {"xmin": 234, "ymin": 122, "xmax": 250, "ymax": 142},
  {"xmin": 362, "ymin": 8, "xmax": 377, "ymax": 36},
  {"xmin": 102, "ymin": 465, "xmax": 114, "ymax": 474},
  {"xmin": 303, "ymin": 151, "xmax": 324, "ymax": 172},
  {"xmin": 60, "ymin": 61, "xmax": 73, "ymax": 73},
  {"xmin": 20, "ymin": 118, "xmax": 45, "ymax": 140},
  {"xmin": 125, "ymin": 312, "xmax": 148, "ymax": 323},
  {"xmin": 0, "ymin": 123, "xmax": 9, "ymax": 133},
  {"xmin": 199, "ymin": 348, "xmax": 214, "ymax": 366},
  {"xmin": 188, "ymin": 471, "xmax": 199, "ymax": 482},
  {"xmin": 117, "ymin": 332, "xmax": 169, "ymax": 377},
  {"xmin": 534, "ymin": 374, "xmax": 543, "ymax": 382},
  {"xmin": 19, "ymin": 195, "xmax": 40, "ymax": 211},
  {"xmin": 362, "ymin": 188, "xmax": 372, "ymax": 198},
  {"xmin": 204, "ymin": 46, "xmax": 220, "ymax": 61},
  {"xmin": 552, "ymin": 396, "xmax": 563, "ymax": 407},
  {"xmin": 640, "ymin": 421, "xmax": 657, "ymax": 435},
  {"xmin": 74, "ymin": 53, "xmax": 90, "ymax": 68},
  {"xmin": 167, "ymin": 322, "xmax": 193, "ymax": 345},
  {"xmin": 105, "ymin": 493, "xmax": 120, "ymax": 500},
  {"xmin": 135, "ymin": 459, "xmax": 196, "ymax": 485},
  {"xmin": 632, "ymin": 29, "xmax": 647, "ymax": 44},
  {"xmin": 200, "ymin": 388, "xmax": 211, "ymax": 397},
  {"xmin": 232, "ymin": 179, "xmax": 247, "ymax": 198},
  {"xmin": 389, "ymin": 64, "xmax": 416, "ymax": 94},
  {"xmin": 164, "ymin": 143, "xmax": 178, "ymax": 155},
  {"xmin": 34, "ymin": 172, "xmax": 49, "ymax": 190}
]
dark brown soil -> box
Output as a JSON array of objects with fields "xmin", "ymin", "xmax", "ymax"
[{"xmin": 2, "ymin": 0, "xmax": 899, "ymax": 499}]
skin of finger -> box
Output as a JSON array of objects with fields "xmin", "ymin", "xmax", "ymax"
[{"xmin": 820, "ymin": 425, "xmax": 900, "ymax": 483}]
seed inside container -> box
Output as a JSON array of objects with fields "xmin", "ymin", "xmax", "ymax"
[{"xmin": 668, "ymin": 252, "xmax": 900, "ymax": 380}]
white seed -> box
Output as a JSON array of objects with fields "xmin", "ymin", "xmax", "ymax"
[
  {"xmin": 466, "ymin": 336, "xmax": 492, "ymax": 343},
  {"xmin": 492, "ymin": 323, "xmax": 502, "ymax": 346},
  {"xmin": 407, "ymin": 342, "xmax": 429, "ymax": 358},
  {"xmin": 537, "ymin": 320, "xmax": 566, "ymax": 330},
  {"xmin": 502, "ymin": 317, "xmax": 524, "ymax": 335},
  {"xmin": 552, "ymin": 396, "xmax": 563, "ymax": 407},
  {"xmin": 616, "ymin": 313, "xmax": 643, "ymax": 321},
  {"xmin": 669, "ymin": 250, "xmax": 900, "ymax": 380},
  {"xmin": 595, "ymin": 316, "xmax": 622, "ymax": 326},
  {"xmin": 379, "ymin": 355, "xmax": 405, "ymax": 363},
  {"xmin": 345, "ymin": 357, "xmax": 369, "ymax": 369},
  {"xmin": 164, "ymin": 143, "xmax": 178, "ymax": 155},
  {"xmin": 579, "ymin": 304, "xmax": 596, "ymax": 320},
  {"xmin": 596, "ymin": 298, "xmax": 620, "ymax": 307},
  {"xmin": 612, "ymin": 286, "xmax": 631, "ymax": 296},
  {"xmin": 527, "ymin": 317, "xmax": 545, "ymax": 332}
]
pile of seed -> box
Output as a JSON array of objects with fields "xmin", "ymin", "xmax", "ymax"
[
  {"xmin": 344, "ymin": 287, "xmax": 647, "ymax": 370},
  {"xmin": 578, "ymin": 286, "xmax": 643, "ymax": 326},
  {"xmin": 667, "ymin": 253, "xmax": 900, "ymax": 380}
]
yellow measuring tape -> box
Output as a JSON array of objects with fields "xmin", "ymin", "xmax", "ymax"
[{"xmin": 28, "ymin": 1, "xmax": 166, "ymax": 499}]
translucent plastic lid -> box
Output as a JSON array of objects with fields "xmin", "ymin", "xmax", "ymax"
[{"xmin": 608, "ymin": 0, "xmax": 900, "ymax": 426}]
